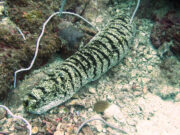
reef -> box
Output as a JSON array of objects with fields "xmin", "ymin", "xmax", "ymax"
[
  {"xmin": 0, "ymin": 20, "xmax": 62, "ymax": 99},
  {"xmin": 148, "ymin": 1, "xmax": 180, "ymax": 87},
  {"xmin": 0, "ymin": 0, "xmax": 94, "ymax": 99},
  {"xmin": 135, "ymin": 0, "xmax": 180, "ymax": 59},
  {"xmin": 159, "ymin": 56, "xmax": 180, "ymax": 86},
  {"xmin": 150, "ymin": 11, "xmax": 180, "ymax": 59}
]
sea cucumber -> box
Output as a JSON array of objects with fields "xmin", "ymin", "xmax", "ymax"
[{"xmin": 23, "ymin": 15, "xmax": 133, "ymax": 114}]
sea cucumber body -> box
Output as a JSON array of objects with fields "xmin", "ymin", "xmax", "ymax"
[{"xmin": 24, "ymin": 15, "xmax": 133, "ymax": 114}]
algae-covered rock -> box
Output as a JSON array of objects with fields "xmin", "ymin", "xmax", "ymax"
[{"xmin": 0, "ymin": 0, "xmax": 93, "ymax": 99}]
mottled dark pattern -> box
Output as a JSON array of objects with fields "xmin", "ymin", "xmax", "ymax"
[{"xmin": 23, "ymin": 15, "xmax": 133, "ymax": 114}]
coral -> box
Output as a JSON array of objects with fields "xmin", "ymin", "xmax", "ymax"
[
  {"xmin": 159, "ymin": 56, "xmax": 180, "ymax": 86},
  {"xmin": 150, "ymin": 12, "xmax": 180, "ymax": 59}
]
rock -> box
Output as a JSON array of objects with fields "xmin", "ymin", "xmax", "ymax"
[
  {"xmin": 88, "ymin": 87, "xmax": 96, "ymax": 94},
  {"xmin": 107, "ymin": 94, "xmax": 115, "ymax": 101},
  {"xmin": 147, "ymin": 65, "xmax": 153, "ymax": 71},
  {"xmin": 97, "ymin": 132, "xmax": 106, "ymax": 135},
  {"xmin": 134, "ymin": 91, "xmax": 142, "ymax": 97},
  {"xmin": 96, "ymin": 123, "xmax": 103, "ymax": 132},
  {"xmin": 31, "ymin": 126, "xmax": 38, "ymax": 134},
  {"xmin": 67, "ymin": 99, "xmax": 83, "ymax": 106},
  {"xmin": 53, "ymin": 130, "xmax": 64, "ymax": 135},
  {"xmin": 0, "ymin": 4, "xmax": 4, "ymax": 16},
  {"xmin": 104, "ymin": 104, "xmax": 123, "ymax": 119},
  {"xmin": 66, "ymin": 126, "xmax": 74, "ymax": 133},
  {"xmin": 56, "ymin": 123, "xmax": 62, "ymax": 131},
  {"xmin": 175, "ymin": 93, "xmax": 180, "ymax": 102},
  {"xmin": 155, "ymin": 85, "xmax": 179, "ymax": 100},
  {"xmin": 81, "ymin": 125, "xmax": 94, "ymax": 135},
  {"xmin": 145, "ymin": 54, "xmax": 152, "ymax": 60}
]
